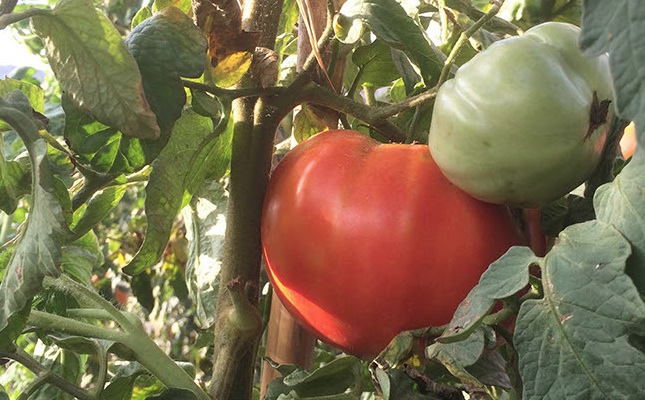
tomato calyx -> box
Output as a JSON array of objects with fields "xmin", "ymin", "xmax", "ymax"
[{"xmin": 585, "ymin": 91, "xmax": 612, "ymax": 141}]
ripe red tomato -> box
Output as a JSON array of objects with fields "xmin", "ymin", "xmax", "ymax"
[{"xmin": 261, "ymin": 130, "xmax": 521, "ymax": 358}]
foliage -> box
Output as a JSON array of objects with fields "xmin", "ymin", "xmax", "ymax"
[{"xmin": 0, "ymin": 0, "xmax": 643, "ymax": 399}]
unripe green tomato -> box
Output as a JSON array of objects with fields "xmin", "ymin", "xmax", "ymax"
[{"xmin": 428, "ymin": 22, "xmax": 614, "ymax": 207}]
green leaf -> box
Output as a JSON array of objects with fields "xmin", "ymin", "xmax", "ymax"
[
  {"xmin": 277, "ymin": 0, "xmax": 298, "ymax": 38},
  {"xmin": 184, "ymin": 102, "xmax": 233, "ymax": 195},
  {"xmin": 145, "ymin": 388, "xmax": 199, "ymax": 400},
  {"xmin": 62, "ymin": 96, "xmax": 148, "ymax": 174},
  {"xmin": 372, "ymin": 368, "xmax": 439, "ymax": 400},
  {"xmin": 594, "ymin": 151, "xmax": 645, "ymax": 293},
  {"xmin": 105, "ymin": 360, "xmax": 196, "ymax": 400},
  {"xmin": 0, "ymin": 79, "xmax": 44, "ymax": 132},
  {"xmin": 153, "ymin": 0, "xmax": 193, "ymax": 14},
  {"xmin": 465, "ymin": 348, "xmax": 511, "ymax": 389},
  {"xmin": 440, "ymin": 246, "xmax": 539, "ymax": 342},
  {"xmin": 0, "ymin": 157, "xmax": 30, "ymax": 214},
  {"xmin": 498, "ymin": 0, "xmax": 582, "ymax": 29},
  {"xmin": 51, "ymin": 335, "xmax": 114, "ymax": 356},
  {"xmin": 132, "ymin": 7, "xmax": 153, "ymax": 28},
  {"xmin": 125, "ymin": 6, "xmax": 207, "ymax": 135},
  {"xmin": 31, "ymin": 345, "xmax": 83, "ymax": 400},
  {"xmin": 0, "ymin": 92, "xmax": 71, "ymax": 345},
  {"xmin": 104, "ymin": 362, "xmax": 150, "ymax": 400},
  {"xmin": 61, "ymin": 231, "xmax": 104, "ymax": 284},
  {"xmin": 514, "ymin": 220, "xmax": 645, "ymax": 400},
  {"xmin": 31, "ymin": 0, "xmax": 160, "ymax": 140},
  {"xmin": 183, "ymin": 182, "xmax": 227, "ymax": 328},
  {"xmin": 0, "ymin": 246, "xmax": 14, "ymax": 282},
  {"xmin": 427, "ymin": 328, "xmax": 485, "ymax": 368},
  {"xmin": 351, "ymin": 40, "xmax": 401, "ymax": 88},
  {"xmin": 190, "ymin": 90, "xmax": 222, "ymax": 118},
  {"xmin": 293, "ymin": 104, "xmax": 333, "ymax": 143},
  {"xmin": 426, "ymin": 328, "xmax": 489, "ymax": 393},
  {"xmin": 443, "ymin": 0, "xmax": 521, "ymax": 35},
  {"xmin": 580, "ymin": 1, "xmax": 644, "ymax": 143},
  {"xmin": 50, "ymin": 335, "xmax": 117, "ymax": 396},
  {"xmin": 124, "ymin": 110, "xmax": 213, "ymax": 275},
  {"xmin": 0, "ymin": 303, "xmax": 29, "ymax": 348},
  {"xmin": 71, "ymin": 183, "xmax": 127, "ymax": 241},
  {"xmin": 338, "ymin": 0, "xmax": 444, "ymax": 86},
  {"xmin": 264, "ymin": 356, "xmax": 363, "ymax": 400},
  {"xmin": 378, "ymin": 330, "xmax": 415, "ymax": 367}
]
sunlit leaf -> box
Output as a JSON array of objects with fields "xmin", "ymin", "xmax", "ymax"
[
  {"xmin": 0, "ymin": 78, "xmax": 44, "ymax": 132},
  {"xmin": 183, "ymin": 181, "xmax": 228, "ymax": 328},
  {"xmin": 63, "ymin": 97, "xmax": 147, "ymax": 174},
  {"xmin": 131, "ymin": 7, "xmax": 153, "ymax": 29},
  {"xmin": 61, "ymin": 231, "xmax": 104, "ymax": 284},
  {"xmin": 124, "ymin": 110, "xmax": 213, "ymax": 275},
  {"xmin": 31, "ymin": 0, "xmax": 160, "ymax": 139},
  {"xmin": 71, "ymin": 183, "xmax": 127, "ymax": 241},
  {"xmin": 0, "ymin": 156, "xmax": 30, "ymax": 214},
  {"xmin": 499, "ymin": 0, "xmax": 582, "ymax": 29},
  {"xmin": 293, "ymin": 104, "xmax": 334, "ymax": 143},
  {"xmin": 103, "ymin": 362, "xmax": 150, "ymax": 400},
  {"xmin": 0, "ymin": 92, "xmax": 70, "ymax": 345},
  {"xmin": 184, "ymin": 104, "xmax": 233, "ymax": 195},
  {"xmin": 153, "ymin": 0, "xmax": 192, "ymax": 14},
  {"xmin": 350, "ymin": 40, "xmax": 400, "ymax": 88},
  {"xmin": 212, "ymin": 52, "xmax": 254, "ymax": 88},
  {"xmin": 193, "ymin": 0, "xmax": 259, "ymax": 87},
  {"xmin": 30, "ymin": 345, "xmax": 83, "ymax": 400},
  {"xmin": 125, "ymin": 6, "xmax": 208, "ymax": 135},
  {"xmin": 64, "ymin": 7, "xmax": 206, "ymax": 175},
  {"xmin": 338, "ymin": 0, "xmax": 444, "ymax": 86}
]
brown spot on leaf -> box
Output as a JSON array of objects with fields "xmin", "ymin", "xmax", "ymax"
[{"xmin": 193, "ymin": 0, "xmax": 260, "ymax": 69}]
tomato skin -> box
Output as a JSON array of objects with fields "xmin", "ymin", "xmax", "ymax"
[
  {"xmin": 262, "ymin": 130, "xmax": 521, "ymax": 358},
  {"xmin": 428, "ymin": 22, "xmax": 614, "ymax": 207},
  {"xmin": 621, "ymin": 122, "xmax": 637, "ymax": 160}
]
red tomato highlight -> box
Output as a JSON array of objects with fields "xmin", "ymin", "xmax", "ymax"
[{"xmin": 621, "ymin": 122, "xmax": 637, "ymax": 160}]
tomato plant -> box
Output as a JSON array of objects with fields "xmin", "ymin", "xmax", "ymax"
[
  {"xmin": 261, "ymin": 130, "xmax": 521, "ymax": 358},
  {"xmin": 1, "ymin": 1, "xmax": 644, "ymax": 399},
  {"xmin": 429, "ymin": 22, "xmax": 614, "ymax": 207}
]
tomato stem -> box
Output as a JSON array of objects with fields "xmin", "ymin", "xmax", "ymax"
[
  {"xmin": 525, "ymin": 208, "xmax": 547, "ymax": 257},
  {"xmin": 482, "ymin": 296, "xmax": 520, "ymax": 326},
  {"xmin": 437, "ymin": 1, "xmax": 504, "ymax": 87}
]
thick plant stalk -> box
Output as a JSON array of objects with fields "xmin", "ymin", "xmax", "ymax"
[{"xmin": 206, "ymin": 0, "xmax": 284, "ymax": 398}]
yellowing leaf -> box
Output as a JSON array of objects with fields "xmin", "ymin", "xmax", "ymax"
[{"xmin": 212, "ymin": 51, "xmax": 253, "ymax": 88}]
